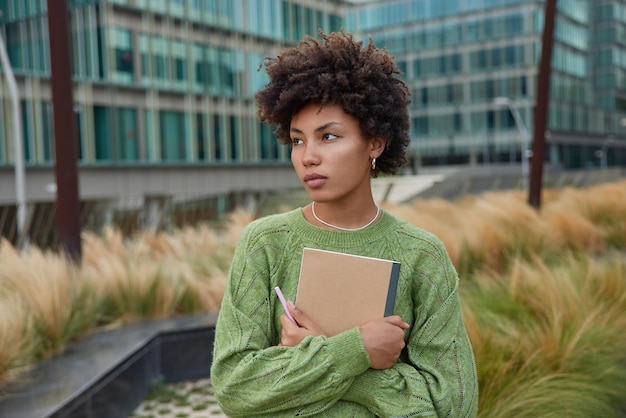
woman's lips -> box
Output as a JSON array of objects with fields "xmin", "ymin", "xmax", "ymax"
[{"xmin": 304, "ymin": 174, "xmax": 327, "ymax": 188}]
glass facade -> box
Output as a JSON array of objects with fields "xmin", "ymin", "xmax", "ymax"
[
  {"xmin": 2, "ymin": 0, "xmax": 624, "ymax": 171},
  {"xmin": 0, "ymin": 0, "xmax": 345, "ymax": 167},
  {"xmin": 593, "ymin": 1, "xmax": 626, "ymax": 114},
  {"xmin": 349, "ymin": 0, "xmax": 626, "ymax": 168}
]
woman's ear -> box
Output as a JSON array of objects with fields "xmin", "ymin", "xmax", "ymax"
[{"xmin": 370, "ymin": 137, "xmax": 386, "ymax": 158}]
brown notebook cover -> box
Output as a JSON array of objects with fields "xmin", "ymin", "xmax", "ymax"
[{"xmin": 295, "ymin": 248, "xmax": 401, "ymax": 336}]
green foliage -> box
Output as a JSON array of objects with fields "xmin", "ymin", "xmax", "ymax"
[{"xmin": 463, "ymin": 253, "xmax": 626, "ymax": 417}]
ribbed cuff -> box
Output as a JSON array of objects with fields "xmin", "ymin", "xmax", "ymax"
[{"xmin": 326, "ymin": 327, "xmax": 371, "ymax": 378}]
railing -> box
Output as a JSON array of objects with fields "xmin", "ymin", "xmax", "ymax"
[{"xmin": 1, "ymin": 166, "xmax": 624, "ymax": 251}]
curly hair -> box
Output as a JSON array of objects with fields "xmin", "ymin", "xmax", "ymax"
[{"xmin": 255, "ymin": 30, "xmax": 411, "ymax": 176}]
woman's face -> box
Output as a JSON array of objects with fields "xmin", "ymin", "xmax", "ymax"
[{"xmin": 290, "ymin": 103, "xmax": 383, "ymax": 205}]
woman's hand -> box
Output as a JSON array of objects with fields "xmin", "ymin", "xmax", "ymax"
[
  {"xmin": 279, "ymin": 301, "xmax": 326, "ymax": 347},
  {"xmin": 360, "ymin": 316, "xmax": 409, "ymax": 369}
]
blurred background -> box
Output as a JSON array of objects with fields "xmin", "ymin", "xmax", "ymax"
[{"xmin": 1, "ymin": 0, "xmax": 625, "ymax": 249}]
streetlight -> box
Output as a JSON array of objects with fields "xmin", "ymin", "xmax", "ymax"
[
  {"xmin": 494, "ymin": 96, "xmax": 531, "ymax": 189},
  {"xmin": 596, "ymin": 136, "xmax": 615, "ymax": 169},
  {"xmin": 0, "ymin": 15, "xmax": 27, "ymax": 248}
]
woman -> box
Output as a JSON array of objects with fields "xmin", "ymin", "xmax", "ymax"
[{"xmin": 211, "ymin": 31, "xmax": 478, "ymax": 417}]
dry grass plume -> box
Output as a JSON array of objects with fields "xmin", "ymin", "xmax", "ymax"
[{"xmin": 1, "ymin": 179, "xmax": 625, "ymax": 416}]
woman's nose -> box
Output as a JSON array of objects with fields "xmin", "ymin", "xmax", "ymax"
[{"xmin": 300, "ymin": 142, "xmax": 320, "ymax": 166}]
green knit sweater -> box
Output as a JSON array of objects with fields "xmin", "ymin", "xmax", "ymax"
[{"xmin": 211, "ymin": 208, "xmax": 478, "ymax": 417}]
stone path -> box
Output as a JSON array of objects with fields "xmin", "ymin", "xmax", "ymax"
[{"xmin": 129, "ymin": 378, "xmax": 227, "ymax": 418}]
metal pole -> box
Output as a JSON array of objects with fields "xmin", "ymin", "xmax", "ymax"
[
  {"xmin": 529, "ymin": 0, "xmax": 557, "ymax": 210},
  {"xmin": 0, "ymin": 28, "xmax": 27, "ymax": 248},
  {"xmin": 47, "ymin": 0, "xmax": 82, "ymax": 262},
  {"xmin": 494, "ymin": 97, "xmax": 530, "ymax": 189},
  {"xmin": 599, "ymin": 137, "xmax": 615, "ymax": 169},
  {"xmin": 508, "ymin": 105, "xmax": 530, "ymax": 186}
]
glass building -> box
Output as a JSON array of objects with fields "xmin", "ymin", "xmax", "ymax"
[
  {"xmin": 3, "ymin": 0, "xmax": 624, "ymax": 175},
  {"xmin": 347, "ymin": 0, "xmax": 626, "ymax": 169},
  {"xmin": 0, "ymin": 0, "xmax": 347, "ymax": 245},
  {"xmin": 0, "ymin": 0, "xmax": 344, "ymax": 168}
]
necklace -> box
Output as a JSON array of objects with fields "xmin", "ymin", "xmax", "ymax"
[{"xmin": 311, "ymin": 201, "xmax": 381, "ymax": 232}]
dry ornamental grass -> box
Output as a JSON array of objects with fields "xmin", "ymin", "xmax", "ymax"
[{"xmin": 1, "ymin": 180, "xmax": 625, "ymax": 417}]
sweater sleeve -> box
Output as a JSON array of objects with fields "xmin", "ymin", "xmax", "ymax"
[
  {"xmin": 342, "ymin": 243, "xmax": 479, "ymax": 417},
  {"xmin": 210, "ymin": 224, "xmax": 371, "ymax": 417}
]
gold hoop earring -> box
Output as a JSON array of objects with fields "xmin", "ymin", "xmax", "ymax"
[{"xmin": 371, "ymin": 157, "xmax": 376, "ymax": 170}]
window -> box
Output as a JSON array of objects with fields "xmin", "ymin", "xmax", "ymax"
[
  {"xmin": 499, "ymin": 108, "xmax": 516, "ymax": 129},
  {"xmin": 448, "ymin": 83, "xmax": 463, "ymax": 103},
  {"xmin": 443, "ymin": 24, "xmax": 461, "ymax": 46},
  {"xmin": 94, "ymin": 106, "xmax": 111, "ymax": 161},
  {"xmin": 486, "ymin": 79, "xmax": 494, "ymax": 100},
  {"xmin": 30, "ymin": 16, "xmax": 49, "ymax": 74},
  {"xmin": 117, "ymin": 50, "xmax": 133, "ymax": 73},
  {"xmin": 471, "ymin": 111, "xmax": 487, "ymax": 133},
  {"xmin": 491, "ymin": 48, "xmax": 501, "ymax": 68},
  {"xmin": 413, "ymin": 116, "xmax": 429, "ymax": 136},
  {"xmin": 151, "ymin": 36, "xmax": 169, "ymax": 86},
  {"xmin": 109, "ymin": 28, "xmax": 134, "ymax": 83},
  {"xmin": 414, "ymin": 59, "xmax": 422, "ymax": 77},
  {"xmin": 397, "ymin": 60, "xmax": 407, "ymax": 75},
  {"xmin": 467, "ymin": 21, "xmax": 479, "ymax": 42},
  {"xmin": 505, "ymin": 45, "xmax": 516, "ymax": 66},
  {"xmin": 169, "ymin": 0, "xmax": 184, "ymax": 17},
  {"xmin": 229, "ymin": 115, "xmax": 239, "ymax": 160},
  {"xmin": 504, "ymin": 15, "xmax": 523, "ymax": 36},
  {"xmin": 41, "ymin": 102, "xmax": 54, "ymax": 163},
  {"xmin": 171, "ymin": 39, "xmax": 187, "ymax": 89},
  {"xmin": 139, "ymin": 34, "xmax": 151, "ymax": 84},
  {"xmin": 115, "ymin": 108, "xmax": 138, "ymax": 161},
  {"xmin": 192, "ymin": 44, "xmax": 205, "ymax": 91},
  {"xmin": 196, "ymin": 113, "xmax": 206, "ymax": 160},
  {"xmin": 206, "ymin": 47, "xmax": 219, "ymax": 95},
  {"xmin": 220, "ymin": 49, "xmax": 234, "ymax": 96},
  {"xmin": 454, "ymin": 112, "xmax": 462, "ymax": 133},
  {"xmin": 487, "ymin": 110, "xmax": 495, "ymax": 131},
  {"xmin": 160, "ymin": 111, "xmax": 186, "ymax": 161},
  {"xmin": 5, "ymin": 22, "xmax": 23, "ymax": 70},
  {"xmin": 248, "ymin": 52, "xmax": 268, "ymax": 95},
  {"xmin": 21, "ymin": 101, "xmax": 33, "ymax": 162},
  {"xmin": 451, "ymin": 53, "xmax": 461, "ymax": 73},
  {"xmin": 213, "ymin": 114, "xmax": 223, "ymax": 161},
  {"xmin": 259, "ymin": 122, "xmax": 278, "ymax": 160}
]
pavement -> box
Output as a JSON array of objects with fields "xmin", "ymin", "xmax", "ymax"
[
  {"xmin": 371, "ymin": 173, "xmax": 447, "ymax": 203},
  {"xmin": 129, "ymin": 378, "xmax": 226, "ymax": 418}
]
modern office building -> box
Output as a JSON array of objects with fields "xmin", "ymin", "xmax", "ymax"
[
  {"xmin": 0, "ymin": 0, "xmax": 345, "ymax": 167},
  {"xmin": 0, "ymin": 0, "xmax": 346, "ymax": 244},
  {"xmin": 347, "ymin": 0, "xmax": 626, "ymax": 169}
]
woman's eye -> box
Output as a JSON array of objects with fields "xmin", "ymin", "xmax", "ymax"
[
  {"xmin": 291, "ymin": 138, "xmax": 303, "ymax": 145},
  {"xmin": 323, "ymin": 133, "xmax": 338, "ymax": 141}
]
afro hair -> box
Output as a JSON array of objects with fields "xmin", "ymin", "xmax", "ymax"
[{"xmin": 255, "ymin": 30, "xmax": 411, "ymax": 176}]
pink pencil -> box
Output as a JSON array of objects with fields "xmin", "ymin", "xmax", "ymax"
[{"xmin": 274, "ymin": 286, "xmax": 296, "ymax": 323}]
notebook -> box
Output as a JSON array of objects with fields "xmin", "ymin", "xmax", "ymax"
[{"xmin": 295, "ymin": 247, "xmax": 401, "ymax": 336}]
